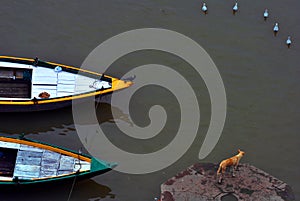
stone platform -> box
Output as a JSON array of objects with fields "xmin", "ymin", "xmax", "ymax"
[{"xmin": 160, "ymin": 163, "xmax": 295, "ymax": 201}]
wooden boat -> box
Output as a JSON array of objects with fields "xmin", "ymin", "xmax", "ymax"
[
  {"xmin": 0, "ymin": 56, "xmax": 133, "ymax": 112},
  {"xmin": 0, "ymin": 136, "xmax": 116, "ymax": 185}
]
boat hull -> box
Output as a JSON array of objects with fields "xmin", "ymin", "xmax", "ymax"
[
  {"xmin": 0, "ymin": 93, "xmax": 110, "ymax": 112},
  {"xmin": 0, "ymin": 99, "xmax": 73, "ymax": 112}
]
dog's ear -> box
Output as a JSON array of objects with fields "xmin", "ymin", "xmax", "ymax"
[{"xmin": 238, "ymin": 149, "xmax": 241, "ymax": 152}]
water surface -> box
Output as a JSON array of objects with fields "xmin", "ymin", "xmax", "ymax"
[{"xmin": 1, "ymin": 0, "xmax": 300, "ymax": 200}]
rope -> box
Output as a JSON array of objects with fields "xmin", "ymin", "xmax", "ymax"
[
  {"xmin": 95, "ymin": 76, "xmax": 103, "ymax": 110},
  {"xmin": 95, "ymin": 91, "xmax": 101, "ymax": 110},
  {"xmin": 66, "ymin": 173, "xmax": 77, "ymax": 201},
  {"xmin": 66, "ymin": 149, "xmax": 82, "ymax": 201}
]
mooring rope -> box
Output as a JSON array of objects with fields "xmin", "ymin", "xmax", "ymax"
[
  {"xmin": 66, "ymin": 149, "xmax": 82, "ymax": 201},
  {"xmin": 66, "ymin": 173, "xmax": 77, "ymax": 201}
]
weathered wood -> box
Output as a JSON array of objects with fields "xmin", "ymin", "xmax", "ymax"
[
  {"xmin": 16, "ymin": 150, "xmax": 43, "ymax": 167},
  {"xmin": 40, "ymin": 170, "xmax": 57, "ymax": 177},
  {"xmin": 14, "ymin": 164, "xmax": 41, "ymax": 172},
  {"xmin": 17, "ymin": 150, "xmax": 43, "ymax": 158},
  {"xmin": 0, "ymin": 81, "xmax": 31, "ymax": 98},
  {"xmin": 41, "ymin": 150, "xmax": 60, "ymax": 174},
  {"xmin": 0, "ymin": 141, "xmax": 20, "ymax": 149},
  {"xmin": 59, "ymin": 155, "xmax": 75, "ymax": 171},
  {"xmin": 58, "ymin": 170, "xmax": 73, "ymax": 175},
  {"xmin": 19, "ymin": 144, "xmax": 43, "ymax": 152},
  {"xmin": 14, "ymin": 164, "xmax": 41, "ymax": 178},
  {"xmin": 41, "ymin": 162, "xmax": 59, "ymax": 171},
  {"xmin": 16, "ymin": 156, "xmax": 41, "ymax": 166},
  {"xmin": 42, "ymin": 150, "xmax": 61, "ymax": 161}
]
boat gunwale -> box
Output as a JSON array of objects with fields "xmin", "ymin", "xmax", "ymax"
[{"xmin": 0, "ymin": 136, "xmax": 91, "ymax": 162}]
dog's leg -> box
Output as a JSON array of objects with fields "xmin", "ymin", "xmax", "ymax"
[
  {"xmin": 232, "ymin": 166, "xmax": 235, "ymax": 177},
  {"xmin": 217, "ymin": 167, "xmax": 223, "ymax": 184},
  {"xmin": 218, "ymin": 166, "xmax": 226, "ymax": 184},
  {"xmin": 218, "ymin": 173, "xmax": 223, "ymax": 184},
  {"xmin": 235, "ymin": 159, "xmax": 240, "ymax": 171}
]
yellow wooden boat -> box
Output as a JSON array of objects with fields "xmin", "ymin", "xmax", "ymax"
[{"xmin": 0, "ymin": 56, "xmax": 133, "ymax": 112}]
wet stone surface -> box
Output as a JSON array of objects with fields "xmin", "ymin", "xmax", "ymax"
[{"xmin": 161, "ymin": 163, "xmax": 295, "ymax": 201}]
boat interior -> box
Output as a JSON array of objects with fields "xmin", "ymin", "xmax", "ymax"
[
  {"xmin": 0, "ymin": 140, "xmax": 91, "ymax": 181},
  {"xmin": 0, "ymin": 147, "xmax": 18, "ymax": 177},
  {"xmin": 0, "ymin": 61, "xmax": 112, "ymax": 100},
  {"xmin": 0, "ymin": 68, "xmax": 32, "ymax": 98}
]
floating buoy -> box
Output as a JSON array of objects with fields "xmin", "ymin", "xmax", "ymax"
[
  {"xmin": 202, "ymin": 3, "xmax": 208, "ymax": 14},
  {"xmin": 286, "ymin": 36, "xmax": 292, "ymax": 48},
  {"xmin": 273, "ymin": 22, "xmax": 279, "ymax": 36},
  {"xmin": 263, "ymin": 9, "xmax": 269, "ymax": 21},
  {"xmin": 233, "ymin": 2, "xmax": 238, "ymax": 15}
]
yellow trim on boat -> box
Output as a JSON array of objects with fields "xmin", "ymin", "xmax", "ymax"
[{"xmin": 0, "ymin": 137, "xmax": 91, "ymax": 162}]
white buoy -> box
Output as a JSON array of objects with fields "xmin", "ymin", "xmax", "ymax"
[
  {"xmin": 202, "ymin": 3, "xmax": 208, "ymax": 14},
  {"xmin": 273, "ymin": 22, "xmax": 279, "ymax": 36},
  {"xmin": 286, "ymin": 36, "xmax": 292, "ymax": 48},
  {"xmin": 233, "ymin": 2, "xmax": 238, "ymax": 14},
  {"xmin": 263, "ymin": 9, "xmax": 269, "ymax": 21}
]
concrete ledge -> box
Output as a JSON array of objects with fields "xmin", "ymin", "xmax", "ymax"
[{"xmin": 161, "ymin": 163, "xmax": 295, "ymax": 201}]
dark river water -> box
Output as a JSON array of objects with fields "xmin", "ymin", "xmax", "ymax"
[{"xmin": 1, "ymin": 0, "xmax": 300, "ymax": 200}]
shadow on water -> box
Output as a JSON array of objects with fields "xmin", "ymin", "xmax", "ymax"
[
  {"xmin": 0, "ymin": 106, "xmax": 74, "ymax": 135},
  {"xmin": 0, "ymin": 102, "xmax": 131, "ymax": 135},
  {"xmin": 0, "ymin": 179, "xmax": 115, "ymax": 201}
]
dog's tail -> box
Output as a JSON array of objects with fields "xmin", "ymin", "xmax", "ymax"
[{"xmin": 217, "ymin": 161, "xmax": 223, "ymax": 175}]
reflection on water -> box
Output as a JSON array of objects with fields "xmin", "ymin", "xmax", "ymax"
[
  {"xmin": 0, "ymin": 179, "xmax": 114, "ymax": 201},
  {"xmin": 0, "ymin": 106, "xmax": 74, "ymax": 135},
  {"xmin": 0, "ymin": 102, "xmax": 131, "ymax": 135},
  {"xmin": 70, "ymin": 180, "xmax": 115, "ymax": 201}
]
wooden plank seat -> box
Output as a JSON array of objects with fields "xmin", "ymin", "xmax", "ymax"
[{"xmin": 0, "ymin": 81, "xmax": 31, "ymax": 98}]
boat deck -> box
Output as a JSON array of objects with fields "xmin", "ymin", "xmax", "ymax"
[
  {"xmin": 31, "ymin": 67, "xmax": 111, "ymax": 99},
  {"xmin": 0, "ymin": 141, "xmax": 91, "ymax": 181},
  {"xmin": 0, "ymin": 61, "xmax": 112, "ymax": 100}
]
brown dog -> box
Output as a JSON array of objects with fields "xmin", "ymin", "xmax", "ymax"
[{"xmin": 217, "ymin": 149, "xmax": 245, "ymax": 184}]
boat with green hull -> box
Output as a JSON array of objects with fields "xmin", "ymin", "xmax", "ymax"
[{"xmin": 0, "ymin": 136, "xmax": 116, "ymax": 186}]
